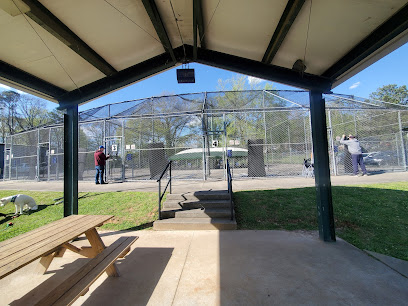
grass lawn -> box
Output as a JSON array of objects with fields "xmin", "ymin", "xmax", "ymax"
[
  {"xmin": 0, "ymin": 190, "xmax": 158, "ymax": 242},
  {"xmin": 1, "ymin": 182, "xmax": 407, "ymax": 262},
  {"xmin": 234, "ymin": 182, "xmax": 408, "ymax": 261}
]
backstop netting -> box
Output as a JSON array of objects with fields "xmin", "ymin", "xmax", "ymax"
[{"xmin": 3, "ymin": 90, "xmax": 408, "ymax": 181}]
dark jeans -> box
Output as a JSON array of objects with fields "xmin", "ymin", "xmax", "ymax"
[
  {"xmin": 95, "ymin": 165, "xmax": 105, "ymax": 183},
  {"xmin": 351, "ymin": 154, "xmax": 367, "ymax": 175}
]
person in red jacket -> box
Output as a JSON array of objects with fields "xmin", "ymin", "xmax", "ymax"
[{"xmin": 94, "ymin": 145, "xmax": 110, "ymax": 184}]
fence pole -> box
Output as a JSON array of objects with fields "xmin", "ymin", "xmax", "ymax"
[
  {"xmin": 353, "ymin": 112, "xmax": 357, "ymax": 136},
  {"xmin": 263, "ymin": 91, "xmax": 268, "ymax": 171},
  {"xmin": 36, "ymin": 129, "xmax": 40, "ymax": 181},
  {"xmin": 202, "ymin": 114, "xmax": 206, "ymax": 181},
  {"xmin": 9, "ymin": 135, "xmax": 12, "ymax": 180},
  {"xmin": 328, "ymin": 110, "xmax": 337, "ymax": 176},
  {"xmin": 398, "ymin": 111, "xmax": 407, "ymax": 170},
  {"xmin": 309, "ymin": 110, "xmax": 313, "ymax": 160},
  {"xmin": 223, "ymin": 113, "xmax": 227, "ymax": 181},
  {"xmin": 122, "ymin": 119, "xmax": 125, "ymax": 182},
  {"xmin": 158, "ymin": 180, "xmax": 161, "ymax": 220},
  {"xmin": 48, "ymin": 128, "xmax": 51, "ymax": 181}
]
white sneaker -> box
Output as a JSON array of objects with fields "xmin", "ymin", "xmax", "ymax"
[{"xmin": 362, "ymin": 173, "xmax": 369, "ymax": 176}]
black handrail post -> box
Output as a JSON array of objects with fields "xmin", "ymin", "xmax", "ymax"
[
  {"xmin": 157, "ymin": 161, "xmax": 172, "ymax": 221},
  {"xmin": 227, "ymin": 160, "xmax": 233, "ymax": 220},
  {"xmin": 158, "ymin": 180, "xmax": 162, "ymax": 220},
  {"xmin": 169, "ymin": 161, "xmax": 172, "ymax": 194}
]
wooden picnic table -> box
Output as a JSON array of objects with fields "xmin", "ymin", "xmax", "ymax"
[{"xmin": 0, "ymin": 214, "xmax": 115, "ymax": 279}]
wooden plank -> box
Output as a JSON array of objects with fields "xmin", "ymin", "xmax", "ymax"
[
  {"xmin": 0, "ymin": 215, "xmax": 84, "ymax": 248},
  {"xmin": 0, "ymin": 215, "xmax": 104, "ymax": 256},
  {"xmin": 0, "ymin": 215, "xmax": 110, "ymax": 268},
  {"xmin": 34, "ymin": 252, "xmax": 56, "ymax": 275},
  {"xmin": 0, "ymin": 215, "xmax": 110, "ymax": 261},
  {"xmin": 62, "ymin": 243, "xmax": 82, "ymax": 254},
  {"xmin": 85, "ymin": 228, "xmax": 118, "ymax": 276},
  {"xmin": 35, "ymin": 236, "xmax": 138, "ymax": 306},
  {"xmin": 0, "ymin": 215, "xmax": 113, "ymax": 279}
]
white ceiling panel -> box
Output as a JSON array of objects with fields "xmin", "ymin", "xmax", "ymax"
[
  {"xmin": 40, "ymin": 0, "xmax": 164, "ymax": 71},
  {"xmin": 0, "ymin": 0, "xmax": 406, "ymax": 102},
  {"xmin": 203, "ymin": 0, "xmax": 288, "ymax": 61},
  {"xmin": 0, "ymin": 8, "xmax": 104, "ymax": 91},
  {"xmin": 155, "ymin": 0, "xmax": 187, "ymax": 48},
  {"xmin": 272, "ymin": 0, "xmax": 408, "ymax": 75}
]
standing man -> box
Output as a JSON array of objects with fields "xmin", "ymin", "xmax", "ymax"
[
  {"xmin": 94, "ymin": 145, "xmax": 110, "ymax": 184},
  {"xmin": 340, "ymin": 134, "xmax": 367, "ymax": 176}
]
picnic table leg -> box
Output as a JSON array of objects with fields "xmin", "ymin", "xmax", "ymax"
[
  {"xmin": 85, "ymin": 228, "xmax": 119, "ymax": 277},
  {"xmin": 35, "ymin": 252, "xmax": 56, "ymax": 274}
]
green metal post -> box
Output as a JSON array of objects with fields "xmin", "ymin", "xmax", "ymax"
[
  {"xmin": 309, "ymin": 90, "xmax": 336, "ymax": 242},
  {"xmin": 63, "ymin": 105, "xmax": 78, "ymax": 217}
]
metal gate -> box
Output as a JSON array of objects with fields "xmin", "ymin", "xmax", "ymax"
[{"xmin": 104, "ymin": 136, "xmax": 124, "ymax": 182}]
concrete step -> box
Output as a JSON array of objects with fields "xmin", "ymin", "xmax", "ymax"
[
  {"xmin": 166, "ymin": 190, "xmax": 230, "ymax": 201},
  {"xmin": 177, "ymin": 208, "xmax": 232, "ymax": 218},
  {"xmin": 163, "ymin": 199, "xmax": 231, "ymax": 209},
  {"xmin": 153, "ymin": 218, "xmax": 237, "ymax": 230},
  {"xmin": 161, "ymin": 208, "xmax": 232, "ymax": 219}
]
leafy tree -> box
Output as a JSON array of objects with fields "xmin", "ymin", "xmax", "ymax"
[
  {"xmin": 369, "ymin": 84, "xmax": 408, "ymax": 105},
  {"xmin": 0, "ymin": 90, "xmax": 20, "ymax": 137},
  {"xmin": 17, "ymin": 96, "xmax": 51, "ymax": 129}
]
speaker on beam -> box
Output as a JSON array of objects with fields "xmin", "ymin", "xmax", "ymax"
[{"xmin": 177, "ymin": 69, "xmax": 195, "ymax": 83}]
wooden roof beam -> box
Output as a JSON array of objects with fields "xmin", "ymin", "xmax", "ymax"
[
  {"xmin": 142, "ymin": 0, "xmax": 176, "ymax": 62},
  {"xmin": 21, "ymin": 0, "xmax": 117, "ymax": 76},
  {"xmin": 262, "ymin": 0, "xmax": 305, "ymax": 64}
]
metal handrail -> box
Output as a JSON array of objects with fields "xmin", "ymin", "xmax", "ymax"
[
  {"xmin": 226, "ymin": 159, "xmax": 234, "ymax": 220},
  {"xmin": 157, "ymin": 161, "xmax": 172, "ymax": 220}
]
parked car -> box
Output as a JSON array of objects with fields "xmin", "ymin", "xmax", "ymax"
[{"xmin": 363, "ymin": 151, "xmax": 396, "ymax": 166}]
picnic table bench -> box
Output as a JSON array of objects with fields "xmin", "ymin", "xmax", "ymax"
[{"xmin": 0, "ymin": 215, "xmax": 138, "ymax": 305}]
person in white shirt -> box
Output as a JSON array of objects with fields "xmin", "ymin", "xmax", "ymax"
[{"xmin": 340, "ymin": 134, "xmax": 368, "ymax": 176}]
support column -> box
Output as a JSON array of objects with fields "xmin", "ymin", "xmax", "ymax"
[
  {"xmin": 309, "ymin": 91, "xmax": 336, "ymax": 242},
  {"xmin": 64, "ymin": 105, "xmax": 78, "ymax": 216}
]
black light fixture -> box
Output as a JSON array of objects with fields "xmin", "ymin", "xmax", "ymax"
[{"xmin": 177, "ymin": 64, "xmax": 195, "ymax": 83}]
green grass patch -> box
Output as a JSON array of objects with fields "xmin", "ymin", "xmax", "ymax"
[
  {"xmin": 0, "ymin": 190, "xmax": 158, "ymax": 242},
  {"xmin": 1, "ymin": 182, "xmax": 407, "ymax": 261},
  {"xmin": 234, "ymin": 182, "xmax": 408, "ymax": 261}
]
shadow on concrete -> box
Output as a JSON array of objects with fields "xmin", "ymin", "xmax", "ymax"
[
  {"xmin": 10, "ymin": 258, "xmax": 89, "ymax": 305},
  {"xmin": 81, "ymin": 247, "xmax": 173, "ymax": 305},
  {"xmin": 218, "ymin": 231, "xmax": 408, "ymax": 305},
  {"xmin": 10, "ymin": 247, "xmax": 173, "ymax": 305}
]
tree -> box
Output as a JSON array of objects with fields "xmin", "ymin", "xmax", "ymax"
[
  {"xmin": 17, "ymin": 96, "xmax": 51, "ymax": 129},
  {"xmin": 0, "ymin": 90, "xmax": 20, "ymax": 138},
  {"xmin": 0, "ymin": 90, "xmax": 62, "ymax": 142},
  {"xmin": 369, "ymin": 84, "xmax": 408, "ymax": 105}
]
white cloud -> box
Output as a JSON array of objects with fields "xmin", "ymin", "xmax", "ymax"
[
  {"xmin": 0, "ymin": 83, "xmax": 26, "ymax": 95},
  {"xmin": 247, "ymin": 76, "xmax": 264, "ymax": 85},
  {"xmin": 349, "ymin": 82, "xmax": 361, "ymax": 89},
  {"xmin": 0, "ymin": 83, "xmax": 11, "ymax": 91}
]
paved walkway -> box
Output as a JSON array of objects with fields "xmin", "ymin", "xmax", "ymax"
[
  {"xmin": 1, "ymin": 171, "xmax": 408, "ymax": 193},
  {"xmin": 1, "ymin": 172, "xmax": 407, "ymax": 305},
  {"xmin": 2, "ymin": 230, "xmax": 407, "ymax": 305}
]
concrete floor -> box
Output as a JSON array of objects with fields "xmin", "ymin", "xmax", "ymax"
[
  {"xmin": 1, "ymin": 230, "xmax": 407, "ymax": 305},
  {"xmin": 1, "ymin": 172, "xmax": 408, "ymax": 305}
]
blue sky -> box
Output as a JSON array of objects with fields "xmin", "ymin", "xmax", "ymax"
[{"xmin": 1, "ymin": 42, "xmax": 407, "ymax": 112}]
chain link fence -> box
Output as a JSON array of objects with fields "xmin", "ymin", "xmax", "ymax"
[{"xmin": 3, "ymin": 90, "xmax": 408, "ymax": 181}]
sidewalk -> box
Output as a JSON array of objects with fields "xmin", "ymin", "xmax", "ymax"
[
  {"xmin": 2, "ymin": 230, "xmax": 407, "ymax": 305},
  {"xmin": 1, "ymin": 171, "xmax": 408, "ymax": 193}
]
